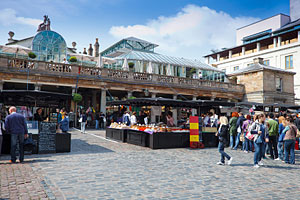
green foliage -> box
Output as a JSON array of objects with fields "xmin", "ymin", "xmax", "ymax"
[
  {"xmin": 72, "ymin": 93, "xmax": 82, "ymax": 103},
  {"xmin": 128, "ymin": 62, "xmax": 134, "ymax": 68},
  {"xmin": 28, "ymin": 52, "xmax": 36, "ymax": 59},
  {"xmin": 190, "ymin": 68, "xmax": 196, "ymax": 74},
  {"xmin": 69, "ymin": 56, "xmax": 77, "ymax": 62},
  {"xmin": 128, "ymin": 96, "xmax": 136, "ymax": 99}
]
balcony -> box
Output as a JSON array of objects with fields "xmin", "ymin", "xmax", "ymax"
[{"xmin": 0, "ymin": 56, "xmax": 244, "ymax": 95}]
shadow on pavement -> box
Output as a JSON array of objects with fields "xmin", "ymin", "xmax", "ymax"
[{"xmin": 70, "ymin": 139, "xmax": 114, "ymax": 154}]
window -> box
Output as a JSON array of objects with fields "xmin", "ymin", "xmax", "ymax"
[
  {"xmin": 276, "ymin": 77, "xmax": 282, "ymax": 92},
  {"xmin": 233, "ymin": 66, "xmax": 239, "ymax": 71},
  {"xmin": 285, "ymin": 55, "xmax": 293, "ymax": 69},
  {"xmin": 263, "ymin": 59, "xmax": 270, "ymax": 66}
]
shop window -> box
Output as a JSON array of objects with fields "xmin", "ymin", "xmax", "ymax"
[
  {"xmin": 263, "ymin": 59, "xmax": 270, "ymax": 66},
  {"xmin": 276, "ymin": 77, "xmax": 282, "ymax": 92},
  {"xmin": 285, "ymin": 55, "xmax": 293, "ymax": 69},
  {"xmin": 233, "ymin": 66, "xmax": 239, "ymax": 71}
]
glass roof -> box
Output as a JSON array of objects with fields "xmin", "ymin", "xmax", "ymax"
[{"xmin": 112, "ymin": 50, "xmax": 223, "ymax": 72}]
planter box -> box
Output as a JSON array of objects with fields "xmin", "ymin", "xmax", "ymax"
[
  {"xmin": 105, "ymin": 128, "xmax": 127, "ymax": 142},
  {"xmin": 202, "ymin": 132, "xmax": 218, "ymax": 147},
  {"xmin": 56, "ymin": 133, "xmax": 71, "ymax": 153},
  {"xmin": 149, "ymin": 132, "xmax": 189, "ymax": 149},
  {"xmin": 126, "ymin": 130, "xmax": 149, "ymax": 147}
]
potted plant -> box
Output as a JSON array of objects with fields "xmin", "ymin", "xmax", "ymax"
[
  {"xmin": 28, "ymin": 52, "xmax": 36, "ymax": 59},
  {"xmin": 69, "ymin": 56, "xmax": 77, "ymax": 63}
]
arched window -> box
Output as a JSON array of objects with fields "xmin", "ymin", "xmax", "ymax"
[{"xmin": 32, "ymin": 30, "xmax": 67, "ymax": 63}]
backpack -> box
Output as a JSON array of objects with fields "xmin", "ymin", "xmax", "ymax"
[{"xmin": 124, "ymin": 115, "xmax": 130, "ymax": 126}]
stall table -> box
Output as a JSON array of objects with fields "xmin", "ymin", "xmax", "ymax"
[{"xmin": 105, "ymin": 128, "xmax": 127, "ymax": 142}]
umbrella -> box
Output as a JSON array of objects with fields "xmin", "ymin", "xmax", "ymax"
[
  {"xmin": 166, "ymin": 64, "xmax": 172, "ymax": 76},
  {"xmin": 147, "ymin": 62, "xmax": 153, "ymax": 73},
  {"xmin": 122, "ymin": 57, "xmax": 129, "ymax": 71},
  {"xmin": 0, "ymin": 45, "xmax": 31, "ymax": 55}
]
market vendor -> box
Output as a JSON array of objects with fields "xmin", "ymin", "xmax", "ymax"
[
  {"xmin": 167, "ymin": 111, "xmax": 175, "ymax": 127},
  {"xmin": 34, "ymin": 108, "xmax": 44, "ymax": 122}
]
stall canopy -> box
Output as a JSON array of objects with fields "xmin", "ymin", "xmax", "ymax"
[{"xmin": 0, "ymin": 90, "xmax": 72, "ymax": 107}]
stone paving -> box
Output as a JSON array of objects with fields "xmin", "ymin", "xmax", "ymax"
[{"xmin": 1, "ymin": 129, "xmax": 300, "ymax": 199}]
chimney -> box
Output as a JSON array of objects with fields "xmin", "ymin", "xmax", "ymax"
[
  {"xmin": 94, "ymin": 38, "xmax": 100, "ymax": 57},
  {"xmin": 83, "ymin": 48, "xmax": 87, "ymax": 55},
  {"xmin": 8, "ymin": 31, "xmax": 15, "ymax": 43},
  {"xmin": 253, "ymin": 57, "xmax": 264, "ymax": 65},
  {"xmin": 88, "ymin": 44, "xmax": 93, "ymax": 56},
  {"xmin": 71, "ymin": 41, "xmax": 77, "ymax": 53}
]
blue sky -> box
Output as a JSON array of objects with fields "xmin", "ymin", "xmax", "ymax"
[{"xmin": 0, "ymin": 0, "xmax": 290, "ymax": 59}]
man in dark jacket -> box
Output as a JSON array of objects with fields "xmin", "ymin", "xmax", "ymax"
[
  {"xmin": 233, "ymin": 112, "xmax": 246, "ymax": 150},
  {"xmin": 5, "ymin": 106, "xmax": 28, "ymax": 163}
]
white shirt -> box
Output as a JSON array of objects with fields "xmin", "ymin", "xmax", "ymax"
[{"xmin": 130, "ymin": 115, "xmax": 137, "ymax": 125}]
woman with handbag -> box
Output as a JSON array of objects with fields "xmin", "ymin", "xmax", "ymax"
[
  {"xmin": 252, "ymin": 114, "xmax": 269, "ymax": 168},
  {"xmin": 242, "ymin": 115, "xmax": 252, "ymax": 153},
  {"xmin": 276, "ymin": 116, "xmax": 286, "ymax": 161},
  {"xmin": 282, "ymin": 116, "xmax": 297, "ymax": 164},
  {"xmin": 216, "ymin": 116, "xmax": 233, "ymax": 166}
]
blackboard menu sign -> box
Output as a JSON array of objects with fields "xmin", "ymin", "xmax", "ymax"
[{"xmin": 38, "ymin": 122, "xmax": 56, "ymax": 154}]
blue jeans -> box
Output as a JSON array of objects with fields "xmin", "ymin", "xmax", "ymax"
[
  {"xmin": 277, "ymin": 141, "xmax": 284, "ymax": 160},
  {"xmin": 95, "ymin": 120, "xmax": 99, "ymax": 129},
  {"xmin": 230, "ymin": 135, "xmax": 236, "ymax": 148},
  {"xmin": 254, "ymin": 142, "xmax": 264, "ymax": 164},
  {"xmin": 218, "ymin": 142, "xmax": 231, "ymax": 163},
  {"xmin": 284, "ymin": 140, "xmax": 295, "ymax": 164},
  {"xmin": 11, "ymin": 134, "xmax": 25, "ymax": 162},
  {"xmin": 233, "ymin": 132, "xmax": 241, "ymax": 149},
  {"xmin": 243, "ymin": 133, "xmax": 251, "ymax": 151}
]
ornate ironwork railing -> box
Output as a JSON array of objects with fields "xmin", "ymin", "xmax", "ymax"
[{"xmin": 0, "ymin": 56, "xmax": 244, "ymax": 93}]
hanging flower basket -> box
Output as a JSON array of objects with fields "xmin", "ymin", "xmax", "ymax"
[
  {"xmin": 28, "ymin": 52, "xmax": 36, "ymax": 59},
  {"xmin": 69, "ymin": 56, "xmax": 77, "ymax": 63},
  {"xmin": 72, "ymin": 93, "xmax": 82, "ymax": 103}
]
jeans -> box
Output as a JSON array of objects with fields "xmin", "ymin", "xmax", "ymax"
[
  {"xmin": 100, "ymin": 122, "xmax": 105, "ymax": 129},
  {"xmin": 254, "ymin": 142, "xmax": 263, "ymax": 165},
  {"xmin": 243, "ymin": 133, "xmax": 250, "ymax": 151},
  {"xmin": 277, "ymin": 141, "xmax": 284, "ymax": 160},
  {"xmin": 268, "ymin": 136, "xmax": 278, "ymax": 159},
  {"xmin": 230, "ymin": 135, "xmax": 236, "ymax": 148},
  {"xmin": 95, "ymin": 120, "xmax": 99, "ymax": 129},
  {"xmin": 233, "ymin": 132, "xmax": 241, "ymax": 149},
  {"xmin": 0, "ymin": 135, "xmax": 2, "ymax": 155},
  {"xmin": 11, "ymin": 134, "xmax": 25, "ymax": 162},
  {"xmin": 81, "ymin": 122, "xmax": 86, "ymax": 133},
  {"xmin": 284, "ymin": 140, "xmax": 295, "ymax": 164},
  {"xmin": 261, "ymin": 142, "xmax": 266, "ymax": 159},
  {"xmin": 218, "ymin": 142, "xmax": 231, "ymax": 163}
]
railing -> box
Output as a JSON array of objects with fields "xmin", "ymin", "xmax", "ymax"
[{"xmin": 0, "ymin": 56, "xmax": 244, "ymax": 93}]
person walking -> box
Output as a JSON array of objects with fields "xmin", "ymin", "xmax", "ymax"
[
  {"xmin": 80, "ymin": 111, "xmax": 87, "ymax": 133},
  {"xmin": 229, "ymin": 112, "xmax": 238, "ymax": 149},
  {"xmin": 100, "ymin": 112, "xmax": 106, "ymax": 129},
  {"xmin": 252, "ymin": 114, "xmax": 269, "ymax": 168},
  {"xmin": 216, "ymin": 116, "xmax": 233, "ymax": 165},
  {"xmin": 282, "ymin": 116, "xmax": 297, "ymax": 164},
  {"xmin": 234, "ymin": 112, "xmax": 246, "ymax": 150},
  {"xmin": 5, "ymin": 106, "xmax": 28, "ymax": 163},
  {"xmin": 59, "ymin": 112, "xmax": 69, "ymax": 133},
  {"xmin": 267, "ymin": 113, "xmax": 279, "ymax": 159},
  {"xmin": 242, "ymin": 115, "xmax": 252, "ymax": 153},
  {"xmin": 276, "ymin": 116, "xmax": 286, "ymax": 161},
  {"xmin": 95, "ymin": 112, "xmax": 100, "ymax": 130}
]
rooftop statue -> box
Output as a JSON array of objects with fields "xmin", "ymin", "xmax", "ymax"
[{"xmin": 37, "ymin": 15, "xmax": 51, "ymax": 32}]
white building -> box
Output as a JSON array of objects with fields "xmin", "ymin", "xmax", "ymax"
[{"xmin": 204, "ymin": 1, "xmax": 300, "ymax": 103}]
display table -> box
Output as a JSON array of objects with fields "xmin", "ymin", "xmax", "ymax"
[
  {"xmin": 149, "ymin": 132, "xmax": 189, "ymax": 149},
  {"xmin": 126, "ymin": 130, "xmax": 149, "ymax": 147},
  {"xmin": 105, "ymin": 128, "xmax": 127, "ymax": 142}
]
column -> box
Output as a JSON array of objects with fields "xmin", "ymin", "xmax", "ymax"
[
  {"xmin": 278, "ymin": 37, "xmax": 282, "ymax": 47},
  {"xmin": 127, "ymin": 91, "xmax": 132, "ymax": 99},
  {"xmin": 229, "ymin": 51, "xmax": 232, "ymax": 59},
  {"xmin": 217, "ymin": 54, "xmax": 220, "ymax": 62},
  {"xmin": 273, "ymin": 37, "xmax": 277, "ymax": 48},
  {"xmin": 256, "ymin": 42, "xmax": 260, "ymax": 52},
  {"xmin": 298, "ymin": 31, "xmax": 300, "ymax": 42},
  {"xmin": 100, "ymin": 89, "xmax": 107, "ymax": 114},
  {"xmin": 192, "ymin": 96, "xmax": 197, "ymax": 116},
  {"xmin": 205, "ymin": 57, "xmax": 210, "ymax": 64},
  {"xmin": 92, "ymin": 90, "xmax": 97, "ymax": 111},
  {"xmin": 151, "ymin": 92, "xmax": 157, "ymax": 123},
  {"xmin": 242, "ymin": 47, "xmax": 245, "ymax": 55},
  {"xmin": 0, "ymin": 81, "xmax": 3, "ymax": 90},
  {"xmin": 172, "ymin": 95, "xmax": 178, "ymax": 126},
  {"xmin": 71, "ymin": 87, "xmax": 76, "ymax": 112}
]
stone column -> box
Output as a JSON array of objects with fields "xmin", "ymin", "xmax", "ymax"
[
  {"xmin": 217, "ymin": 54, "xmax": 220, "ymax": 62},
  {"xmin": 0, "ymin": 81, "xmax": 3, "ymax": 90},
  {"xmin": 273, "ymin": 37, "xmax": 277, "ymax": 48},
  {"xmin": 242, "ymin": 47, "xmax": 245, "ymax": 55},
  {"xmin": 92, "ymin": 90, "xmax": 97, "ymax": 111},
  {"xmin": 100, "ymin": 89, "xmax": 107, "ymax": 114},
  {"xmin": 256, "ymin": 42, "xmax": 260, "ymax": 52},
  {"xmin": 71, "ymin": 87, "xmax": 76, "ymax": 112},
  {"xmin": 278, "ymin": 37, "xmax": 282, "ymax": 47},
  {"xmin": 229, "ymin": 50, "xmax": 232, "ymax": 59},
  {"xmin": 192, "ymin": 96, "xmax": 197, "ymax": 116},
  {"xmin": 127, "ymin": 91, "xmax": 133, "ymax": 99}
]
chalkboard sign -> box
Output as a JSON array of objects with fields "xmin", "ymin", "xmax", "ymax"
[{"xmin": 38, "ymin": 122, "xmax": 56, "ymax": 154}]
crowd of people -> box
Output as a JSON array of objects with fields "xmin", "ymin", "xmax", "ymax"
[{"xmin": 215, "ymin": 112, "xmax": 300, "ymax": 168}]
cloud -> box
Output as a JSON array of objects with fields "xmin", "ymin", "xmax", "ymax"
[
  {"xmin": 0, "ymin": 8, "xmax": 42, "ymax": 27},
  {"xmin": 109, "ymin": 5, "xmax": 259, "ymax": 60}
]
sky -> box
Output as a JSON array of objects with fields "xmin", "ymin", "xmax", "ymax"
[{"xmin": 0, "ymin": 0, "xmax": 290, "ymax": 60}]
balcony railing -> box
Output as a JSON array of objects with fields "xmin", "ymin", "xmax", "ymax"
[{"xmin": 0, "ymin": 56, "xmax": 244, "ymax": 93}]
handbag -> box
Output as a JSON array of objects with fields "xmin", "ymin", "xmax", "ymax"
[
  {"xmin": 297, "ymin": 129, "xmax": 300, "ymax": 138},
  {"xmin": 79, "ymin": 117, "xmax": 83, "ymax": 123},
  {"xmin": 240, "ymin": 133, "xmax": 245, "ymax": 142}
]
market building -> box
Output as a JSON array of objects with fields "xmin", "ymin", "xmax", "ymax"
[{"xmin": 204, "ymin": 0, "xmax": 300, "ymax": 103}]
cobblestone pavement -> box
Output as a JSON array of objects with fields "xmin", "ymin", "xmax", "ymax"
[{"xmin": 1, "ymin": 129, "xmax": 300, "ymax": 199}]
